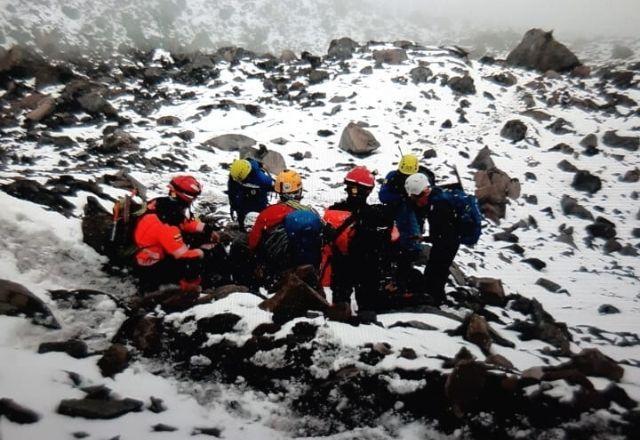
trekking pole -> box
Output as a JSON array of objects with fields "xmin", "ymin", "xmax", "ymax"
[
  {"xmin": 397, "ymin": 145, "xmax": 404, "ymax": 156},
  {"xmin": 451, "ymin": 164, "xmax": 464, "ymax": 191},
  {"xmin": 110, "ymin": 201, "xmax": 120, "ymax": 242}
]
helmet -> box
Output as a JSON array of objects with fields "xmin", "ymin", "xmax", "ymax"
[
  {"xmin": 344, "ymin": 166, "xmax": 375, "ymax": 188},
  {"xmin": 274, "ymin": 169, "xmax": 302, "ymax": 195},
  {"xmin": 398, "ymin": 154, "xmax": 419, "ymax": 175},
  {"xmin": 230, "ymin": 159, "xmax": 252, "ymax": 182},
  {"xmin": 404, "ymin": 173, "xmax": 430, "ymax": 196},
  {"xmin": 169, "ymin": 175, "xmax": 202, "ymax": 203}
]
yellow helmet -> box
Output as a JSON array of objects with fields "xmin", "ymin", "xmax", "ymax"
[
  {"xmin": 274, "ymin": 169, "xmax": 302, "ymax": 195},
  {"xmin": 230, "ymin": 159, "xmax": 252, "ymax": 182},
  {"xmin": 398, "ymin": 154, "xmax": 419, "ymax": 175}
]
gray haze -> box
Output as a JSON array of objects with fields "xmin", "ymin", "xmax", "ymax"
[{"xmin": 0, "ymin": 0, "xmax": 638, "ymax": 57}]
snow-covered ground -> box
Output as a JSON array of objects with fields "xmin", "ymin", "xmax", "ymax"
[{"xmin": 1, "ymin": 39, "xmax": 639, "ymax": 439}]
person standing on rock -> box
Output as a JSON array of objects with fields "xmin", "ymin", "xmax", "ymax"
[
  {"xmin": 247, "ymin": 169, "xmax": 322, "ymax": 286},
  {"xmin": 403, "ymin": 173, "xmax": 461, "ymax": 303},
  {"xmin": 227, "ymin": 158, "xmax": 274, "ymax": 231},
  {"xmin": 133, "ymin": 175, "xmax": 228, "ymax": 293},
  {"xmin": 322, "ymin": 166, "xmax": 396, "ymax": 321}
]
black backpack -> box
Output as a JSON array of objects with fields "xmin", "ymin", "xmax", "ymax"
[{"xmin": 109, "ymin": 194, "xmax": 147, "ymax": 262}]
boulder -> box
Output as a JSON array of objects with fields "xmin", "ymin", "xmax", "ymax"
[
  {"xmin": 100, "ymin": 130, "xmax": 139, "ymax": 154},
  {"xmin": 586, "ymin": 217, "xmax": 616, "ymax": 239},
  {"xmin": 309, "ymin": 69, "xmax": 330, "ymax": 84},
  {"xmin": 621, "ymin": 168, "xmax": 640, "ymax": 183},
  {"xmin": 488, "ymin": 72, "xmax": 517, "ymax": 87},
  {"xmin": 484, "ymin": 354, "xmax": 514, "ymax": 370},
  {"xmin": 156, "ymin": 115, "xmax": 181, "ymax": 126},
  {"xmin": 240, "ymin": 144, "xmax": 286, "ymax": 175},
  {"xmin": 81, "ymin": 196, "xmax": 114, "ymax": 258},
  {"xmin": 0, "ymin": 279, "xmax": 60, "ymax": 329},
  {"xmin": 602, "ymin": 131, "xmax": 639, "ymax": 151},
  {"xmin": 1, "ymin": 178, "xmax": 74, "ymax": 216},
  {"xmin": 0, "ymin": 398, "xmax": 40, "ymax": 424},
  {"xmin": 535, "ymin": 278, "xmax": 562, "ymax": 293},
  {"xmin": 500, "ymin": 120, "xmax": 527, "ymax": 142},
  {"xmin": 279, "ymin": 50, "xmax": 298, "ymax": 63},
  {"xmin": 409, "ymin": 66, "xmax": 433, "ymax": 84},
  {"xmin": 77, "ymin": 92, "xmax": 117, "ymax": 117},
  {"xmin": 469, "ymin": 277, "xmax": 506, "ymax": 306},
  {"xmin": 465, "ymin": 314, "xmax": 492, "ymax": 353},
  {"xmin": 557, "ymin": 160, "xmax": 578, "ymax": 173},
  {"xmin": 25, "ymin": 97, "xmax": 56, "ymax": 122},
  {"xmin": 560, "ymin": 195, "xmax": 593, "ymax": 220},
  {"xmin": 372, "ymin": 49, "xmax": 408, "ymax": 65},
  {"xmin": 327, "ymin": 37, "xmax": 359, "ymax": 60},
  {"xmin": 445, "ymin": 360, "xmax": 487, "ymax": 415},
  {"xmin": 38, "ymin": 340, "xmax": 89, "ymax": 359},
  {"xmin": 580, "ymin": 133, "xmax": 598, "ymax": 149},
  {"xmin": 203, "ymin": 134, "xmax": 256, "ymax": 152},
  {"xmin": 57, "ymin": 397, "xmax": 143, "ymax": 420},
  {"xmin": 572, "ymin": 170, "xmax": 602, "ymax": 193},
  {"xmin": 338, "ymin": 122, "xmax": 380, "ymax": 156},
  {"xmin": 447, "ymin": 75, "xmax": 476, "ymax": 95},
  {"xmin": 259, "ymin": 270, "xmax": 329, "ymax": 321},
  {"xmin": 469, "ymin": 146, "xmax": 495, "ymax": 170},
  {"xmin": 570, "ymin": 348, "xmax": 624, "ymax": 382},
  {"xmin": 506, "ymin": 29, "xmax": 581, "ymax": 73},
  {"xmin": 598, "ymin": 304, "xmax": 621, "ymax": 315},
  {"xmin": 97, "ymin": 344, "xmax": 130, "ymax": 378},
  {"xmin": 474, "ymin": 168, "xmax": 520, "ymax": 221}
]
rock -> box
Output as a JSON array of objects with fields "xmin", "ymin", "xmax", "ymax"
[
  {"xmin": 632, "ymin": 228, "xmax": 640, "ymax": 239},
  {"xmin": 372, "ymin": 49, "xmax": 408, "ymax": 65},
  {"xmin": 603, "ymin": 238, "xmax": 622, "ymax": 254},
  {"xmin": 153, "ymin": 424, "xmax": 178, "ymax": 432},
  {"xmin": 149, "ymin": 397, "xmax": 167, "ymax": 413},
  {"xmin": 360, "ymin": 66, "xmax": 373, "ymax": 75},
  {"xmin": 445, "ymin": 360, "xmax": 487, "ymax": 415},
  {"xmin": 77, "ymin": 92, "xmax": 117, "ymax": 117},
  {"xmin": 560, "ymin": 195, "xmax": 593, "ymax": 220},
  {"xmin": 26, "ymin": 97, "xmax": 56, "ymax": 122},
  {"xmin": 522, "ymin": 258, "xmax": 546, "ymax": 271},
  {"xmin": 279, "ymin": 50, "xmax": 298, "ymax": 63},
  {"xmin": 469, "ymin": 277, "xmax": 506, "ymax": 306},
  {"xmin": 572, "ymin": 170, "xmax": 602, "ymax": 194},
  {"xmin": 500, "ymin": 120, "xmax": 527, "ymax": 142},
  {"xmin": 422, "ymin": 149, "xmax": 437, "ymax": 159},
  {"xmin": 0, "ymin": 398, "xmax": 40, "ymax": 424},
  {"xmin": 38, "ymin": 340, "xmax": 89, "ymax": 359},
  {"xmin": 506, "ymin": 29, "xmax": 581, "ymax": 73},
  {"xmin": 557, "ymin": 160, "xmax": 578, "ymax": 173},
  {"xmin": 176, "ymin": 130, "xmax": 195, "ymax": 142},
  {"xmin": 81, "ymin": 196, "xmax": 114, "ymax": 258},
  {"xmin": 571, "ymin": 348, "xmax": 624, "ymax": 382},
  {"xmin": 602, "ymin": 131, "xmax": 639, "ymax": 151},
  {"xmin": 580, "ymin": 134, "xmax": 598, "ymax": 149},
  {"xmin": 612, "ymin": 45, "xmax": 634, "ymax": 59},
  {"xmin": 1, "ymin": 178, "xmax": 74, "ymax": 216},
  {"xmin": 598, "ymin": 304, "xmax": 620, "ymax": 315},
  {"xmin": 447, "ymin": 75, "xmax": 476, "ymax": 95},
  {"xmin": 338, "ymin": 122, "xmax": 380, "ymax": 156},
  {"xmin": 469, "ymin": 146, "xmax": 495, "ymax": 170},
  {"xmin": 129, "ymin": 316, "xmax": 163, "ymax": 355},
  {"xmin": 586, "ymin": 217, "xmax": 616, "ymax": 239},
  {"xmin": 327, "ymin": 37, "xmax": 359, "ymax": 60},
  {"xmin": 204, "ymin": 134, "xmax": 256, "ymax": 151},
  {"xmin": 622, "ymin": 168, "xmax": 640, "ymax": 183},
  {"xmin": 142, "ymin": 67, "xmax": 165, "ymax": 85},
  {"xmin": 317, "ymin": 129, "xmax": 334, "ymax": 137},
  {"xmin": 192, "ymin": 427, "xmax": 223, "ymax": 437},
  {"xmin": 603, "ymin": 70, "xmax": 635, "ymax": 89},
  {"xmin": 156, "ymin": 115, "xmax": 181, "ymax": 126},
  {"xmin": 465, "ymin": 314, "xmax": 492, "ymax": 353},
  {"xmin": 101, "ymin": 130, "xmax": 139, "ymax": 154},
  {"xmin": 399, "ymin": 348, "xmax": 417, "ymax": 360},
  {"xmin": 309, "ymin": 69, "xmax": 330, "ymax": 84},
  {"xmin": 484, "ymin": 354, "xmax": 514, "ymax": 370},
  {"xmin": 239, "ymin": 144, "xmax": 286, "ymax": 175},
  {"xmin": 196, "ymin": 313, "xmax": 242, "ymax": 337},
  {"xmin": 97, "ymin": 344, "xmax": 130, "ymax": 378},
  {"xmin": 389, "ymin": 320, "xmax": 437, "ymax": 331},
  {"xmin": 619, "ymin": 244, "xmax": 639, "ymax": 257},
  {"xmin": 488, "ymin": 72, "xmax": 517, "ymax": 87},
  {"xmin": 535, "ymin": 278, "xmax": 562, "ymax": 293},
  {"xmin": 409, "ymin": 66, "xmax": 433, "ymax": 84},
  {"xmin": 441, "ymin": 119, "xmax": 452, "ymax": 129},
  {"xmin": 546, "ymin": 118, "xmax": 573, "ymax": 135},
  {"xmin": 571, "ymin": 65, "xmax": 591, "ymax": 78},
  {"xmin": 57, "ymin": 397, "xmax": 143, "ymax": 419},
  {"xmin": 507, "ymin": 298, "xmax": 572, "ymax": 354},
  {"xmin": 474, "ymin": 168, "xmax": 520, "ymax": 221},
  {"xmin": 0, "ymin": 279, "xmax": 60, "ymax": 329},
  {"xmin": 493, "ymin": 232, "xmax": 518, "ymax": 243},
  {"xmin": 259, "ymin": 269, "xmax": 329, "ymax": 321}
]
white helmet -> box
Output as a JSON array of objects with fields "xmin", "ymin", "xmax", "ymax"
[{"xmin": 404, "ymin": 173, "xmax": 430, "ymax": 196}]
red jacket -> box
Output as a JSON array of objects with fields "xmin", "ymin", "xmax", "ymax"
[{"xmin": 247, "ymin": 203, "xmax": 296, "ymax": 250}]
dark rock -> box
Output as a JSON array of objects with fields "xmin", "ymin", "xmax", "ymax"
[
  {"xmin": 142, "ymin": 67, "xmax": 165, "ymax": 85},
  {"xmin": 598, "ymin": 304, "xmax": 621, "ymax": 315},
  {"xmin": 469, "ymin": 277, "xmax": 506, "ymax": 306},
  {"xmin": 0, "ymin": 279, "xmax": 60, "ymax": 329},
  {"xmin": 445, "ymin": 360, "xmax": 487, "ymax": 415},
  {"xmin": 153, "ymin": 423, "xmax": 178, "ymax": 432},
  {"xmin": 26, "ymin": 97, "xmax": 56, "ymax": 122},
  {"xmin": 309, "ymin": 69, "xmax": 330, "ymax": 85},
  {"xmin": 409, "ymin": 66, "xmax": 433, "ymax": 84},
  {"xmin": 571, "ymin": 348, "xmax": 624, "ymax": 382},
  {"xmin": 507, "ymin": 298, "xmax": 572, "ymax": 354},
  {"xmin": 38, "ymin": 340, "xmax": 89, "ymax": 359},
  {"xmin": 500, "ymin": 119, "xmax": 527, "ymax": 142},
  {"xmin": 474, "ymin": 168, "xmax": 521, "ymax": 221},
  {"xmin": 506, "ymin": 29, "xmax": 581, "ymax": 73},
  {"xmin": 1, "ymin": 178, "xmax": 74, "ymax": 216},
  {"xmin": 603, "ymin": 70, "xmax": 635, "ymax": 89},
  {"xmin": 560, "ymin": 195, "xmax": 593, "ymax": 220},
  {"xmin": 317, "ymin": 129, "xmax": 334, "ymax": 137},
  {"xmin": 196, "ymin": 313, "xmax": 241, "ymax": 336},
  {"xmin": 484, "ymin": 354, "xmax": 514, "ymax": 370},
  {"xmin": 535, "ymin": 278, "xmax": 562, "ymax": 293},
  {"xmin": 621, "ymin": 168, "xmax": 640, "ymax": 183},
  {"xmin": 557, "ymin": 160, "xmax": 578, "ymax": 173},
  {"xmin": 279, "ymin": 50, "xmax": 298, "ymax": 63},
  {"xmin": 359, "ymin": 66, "xmax": 373, "ymax": 75},
  {"xmin": 0, "ymin": 398, "xmax": 40, "ymax": 424},
  {"xmin": 72, "ymin": 432, "xmax": 89, "ymax": 438},
  {"xmin": 301, "ymin": 51, "xmax": 322, "ymax": 69},
  {"xmin": 101, "ymin": 130, "xmax": 139, "ymax": 154},
  {"xmin": 522, "ymin": 258, "xmax": 546, "ymax": 271},
  {"xmin": 389, "ymin": 320, "xmax": 437, "ymax": 331},
  {"xmin": 572, "ymin": 170, "xmax": 602, "ymax": 193},
  {"xmin": 447, "ymin": 75, "xmax": 476, "ymax": 95},
  {"xmin": 97, "ymin": 344, "xmax": 130, "ymax": 378},
  {"xmin": 549, "ymin": 143, "xmax": 574, "ymax": 154},
  {"xmin": 149, "ymin": 396, "xmax": 167, "ymax": 413},
  {"xmin": 176, "ymin": 130, "xmax": 195, "ymax": 142},
  {"xmin": 77, "ymin": 92, "xmax": 117, "ymax": 117},
  {"xmin": 239, "ymin": 144, "xmax": 286, "ymax": 175},
  {"xmin": 604, "ymin": 238, "xmax": 622, "ymax": 254},
  {"xmin": 632, "ymin": 228, "xmax": 640, "ymax": 239},
  {"xmin": 493, "ymin": 232, "xmax": 519, "ymax": 243},
  {"xmin": 156, "ymin": 115, "xmax": 181, "ymax": 126},
  {"xmin": 422, "ymin": 149, "xmax": 437, "ymax": 159},
  {"xmin": 192, "ymin": 427, "xmax": 223, "ymax": 437},
  {"xmin": 338, "ymin": 122, "xmax": 380, "ymax": 156},
  {"xmin": 580, "ymin": 134, "xmax": 598, "ymax": 149},
  {"xmin": 469, "ymin": 146, "xmax": 495, "ymax": 170},
  {"xmin": 259, "ymin": 269, "xmax": 329, "ymax": 321},
  {"xmin": 602, "ymin": 130, "xmax": 639, "ymax": 151},
  {"xmin": 546, "ymin": 118, "xmax": 573, "ymax": 135},
  {"xmin": 372, "ymin": 49, "xmax": 408, "ymax": 65},
  {"xmin": 399, "ymin": 348, "xmax": 417, "ymax": 360},
  {"xmin": 203, "ymin": 134, "xmax": 256, "ymax": 152},
  {"xmin": 441, "ymin": 119, "xmax": 452, "ymax": 129},
  {"xmin": 586, "ymin": 217, "xmax": 616, "ymax": 239},
  {"xmin": 488, "ymin": 72, "xmax": 517, "ymax": 87},
  {"xmin": 57, "ymin": 397, "xmax": 143, "ymax": 419},
  {"xmin": 465, "ymin": 314, "xmax": 492, "ymax": 353},
  {"xmin": 620, "ymin": 244, "xmax": 639, "ymax": 257},
  {"xmin": 327, "ymin": 37, "xmax": 359, "ymax": 60}
]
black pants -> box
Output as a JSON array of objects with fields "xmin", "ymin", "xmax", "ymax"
[
  {"xmin": 423, "ymin": 236, "xmax": 460, "ymax": 301},
  {"xmin": 331, "ymin": 253, "xmax": 384, "ymax": 312}
]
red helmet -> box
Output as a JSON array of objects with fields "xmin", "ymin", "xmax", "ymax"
[
  {"xmin": 344, "ymin": 166, "xmax": 375, "ymax": 188},
  {"xmin": 168, "ymin": 175, "xmax": 202, "ymax": 203}
]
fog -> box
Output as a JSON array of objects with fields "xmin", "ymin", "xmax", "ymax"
[{"xmin": 0, "ymin": 0, "xmax": 638, "ymax": 57}]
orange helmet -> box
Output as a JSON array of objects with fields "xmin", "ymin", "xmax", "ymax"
[
  {"xmin": 274, "ymin": 169, "xmax": 302, "ymax": 196},
  {"xmin": 169, "ymin": 175, "xmax": 202, "ymax": 203}
]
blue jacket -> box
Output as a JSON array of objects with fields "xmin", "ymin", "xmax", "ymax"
[
  {"xmin": 395, "ymin": 201, "xmax": 425, "ymax": 252},
  {"xmin": 227, "ymin": 159, "xmax": 274, "ymax": 215},
  {"xmin": 379, "ymin": 170, "xmax": 405, "ymax": 205}
]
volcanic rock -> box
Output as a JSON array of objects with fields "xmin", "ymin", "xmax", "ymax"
[
  {"xmin": 0, "ymin": 279, "xmax": 60, "ymax": 329},
  {"xmin": 506, "ymin": 29, "xmax": 581, "ymax": 73},
  {"xmin": 447, "ymin": 74, "xmax": 476, "ymax": 95},
  {"xmin": 572, "ymin": 170, "xmax": 602, "ymax": 193},
  {"xmin": 38, "ymin": 340, "xmax": 89, "ymax": 359},
  {"xmin": 560, "ymin": 195, "xmax": 593, "ymax": 220},
  {"xmin": 0, "ymin": 398, "xmax": 40, "ymax": 424},
  {"xmin": 57, "ymin": 397, "xmax": 143, "ymax": 420},
  {"xmin": 327, "ymin": 37, "xmax": 359, "ymax": 60},
  {"xmin": 372, "ymin": 49, "xmax": 408, "ymax": 65},
  {"xmin": 240, "ymin": 144, "xmax": 286, "ymax": 175},
  {"xmin": 500, "ymin": 120, "xmax": 527, "ymax": 142},
  {"xmin": 1, "ymin": 178, "xmax": 74, "ymax": 216},
  {"xmin": 203, "ymin": 134, "xmax": 257, "ymax": 151},
  {"xmin": 469, "ymin": 146, "xmax": 495, "ymax": 170},
  {"xmin": 97, "ymin": 344, "xmax": 130, "ymax": 378},
  {"xmin": 602, "ymin": 131, "xmax": 639, "ymax": 151},
  {"xmin": 409, "ymin": 66, "xmax": 433, "ymax": 84},
  {"xmin": 586, "ymin": 217, "xmax": 616, "ymax": 239},
  {"xmin": 338, "ymin": 122, "xmax": 380, "ymax": 156},
  {"xmin": 101, "ymin": 130, "xmax": 139, "ymax": 153}
]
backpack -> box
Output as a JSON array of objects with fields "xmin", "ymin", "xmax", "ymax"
[
  {"xmin": 283, "ymin": 210, "xmax": 323, "ymax": 267},
  {"xmin": 109, "ymin": 194, "xmax": 147, "ymax": 262},
  {"xmin": 349, "ymin": 205, "xmax": 395, "ymax": 261},
  {"xmin": 430, "ymin": 187, "xmax": 482, "ymax": 246}
]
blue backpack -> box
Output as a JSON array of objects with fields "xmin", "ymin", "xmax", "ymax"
[
  {"xmin": 430, "ymin": 187, "xmax": 483, "ymax": 246},
  {"xmin": 283, "ymin": 209, "xmax": 323, "ymax": 267}
]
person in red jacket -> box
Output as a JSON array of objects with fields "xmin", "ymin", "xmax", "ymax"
[{"xmin": 133, "ymin": 175, "xmax": 226, "ymax": 293}]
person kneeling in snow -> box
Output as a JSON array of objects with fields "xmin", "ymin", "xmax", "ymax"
[
  {"xmin": 227, "ymin": 158, "xmax": 274, "ymax": 231},
  {"xmin": 322, "ymin": 166, "xmax": 396, "ymax": 321},
  {"xmin": 133, "ymin": 175, "xmax": 228, "ymax": 293},
  {"xmin": 247, "ymin": 169, "xmax": 322, "ymax": 287}
]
